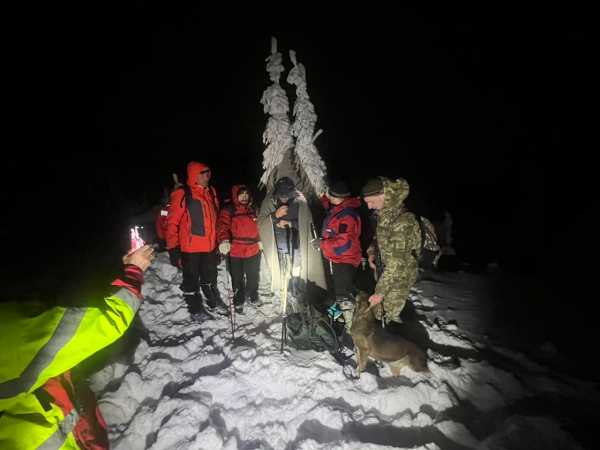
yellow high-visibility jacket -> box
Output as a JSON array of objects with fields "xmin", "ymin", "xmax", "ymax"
[{"xmin": 0, "ymin": 269, "xmax": 143, "ymax": 450}]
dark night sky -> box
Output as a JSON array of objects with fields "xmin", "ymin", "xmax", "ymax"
[{"xmin": 2, "ymin": 3, "xmax": 598, "ymax": 274}]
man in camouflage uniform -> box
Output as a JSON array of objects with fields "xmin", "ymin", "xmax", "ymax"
[{"xmin": 361, "ymin": 177, "xmax": 422, "ymax": 324}]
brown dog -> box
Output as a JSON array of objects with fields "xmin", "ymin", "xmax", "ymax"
[{"xmin": 350, "ymin": 291, "xmax": 430, "ymax": 378}]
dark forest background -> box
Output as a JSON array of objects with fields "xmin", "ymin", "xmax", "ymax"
[{"xmin": 1, "ymin": 3, "xmax": 598, "ymax": 303}]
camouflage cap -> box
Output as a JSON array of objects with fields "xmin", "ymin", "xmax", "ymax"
[{"xmin": 360, "ymin": 177, "xmax": 384, "ymax": 197}]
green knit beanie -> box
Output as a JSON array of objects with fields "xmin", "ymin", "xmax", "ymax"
[{"xmin": 360, "ymin": 177, "xmax": 384, "ymax": 197}]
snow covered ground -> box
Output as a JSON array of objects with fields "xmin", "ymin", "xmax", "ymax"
[{"xmin": 90, "ymin": 253, "xmax": 598, "ymax": 449}]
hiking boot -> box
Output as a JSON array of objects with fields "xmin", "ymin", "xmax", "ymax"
[
  {"xmin": 202, "ymin": 283, "xmax": 228, "ymax": 315},
  {"xmin": 246, "ymin": 292, "xmax": 262, "ymax": 307},
  {"xmin": 327, "ymin": 302, "xmax": 343, "ymax": 320},
  {"xmin": 234, "ymin": 304, "xmax": 244, "ymax": 314},
  {"xmin": 183, "ymin": 293, "xmax": 212, "ymax": 320},
  {"xmin": 191, "ymin": 310, "xmax": 212, "ymax": 323},
  {"xmin": 206, "ymin": 299, "xmax": 228, "ymax": 315}
]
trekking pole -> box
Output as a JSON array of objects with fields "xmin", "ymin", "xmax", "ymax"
[
  {"xmin": 281, "ymin": 225, "xmax": 292, "ymax": 354},
  {"xmin": 281, "ymin": 256, "xmax": 288, "ymax": 354},
  {"xmin": 225, "ymin": 254, "xmax": 235, "ymax": 340}
]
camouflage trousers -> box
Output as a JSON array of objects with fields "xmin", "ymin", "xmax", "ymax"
[
  {"xmin": 338, "ymin": 299, "xmax": 356, "ymax": 332},
  {"xmin": 373, "ymin": 269, "xmax": 418, "ymax": 324}
]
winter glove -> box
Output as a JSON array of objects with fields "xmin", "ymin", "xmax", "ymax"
[
  {"xmin": 219, "ymin": 240, "xmax": 231, "ymax": 255},
  {"xmin": 168, "ymin": 247, "xmax": 181, "ymax": 268},
  {"xmin": 311, "ymin": 237, "xmax": 322, "ymax": 251}
]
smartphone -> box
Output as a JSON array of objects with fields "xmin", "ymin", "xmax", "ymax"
[{"xmin": 130, "ymin": 226, "xmax": 145, "ymax": 252}]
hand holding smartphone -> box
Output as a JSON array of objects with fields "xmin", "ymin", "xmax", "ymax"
[{"xmin": 130, "ymin": 226, "xmax": 145, "ymax": 252}]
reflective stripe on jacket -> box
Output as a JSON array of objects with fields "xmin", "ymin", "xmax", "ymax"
[{"xmin": 0, "ymin": 267, "xmax": 143, "ymax": 449}]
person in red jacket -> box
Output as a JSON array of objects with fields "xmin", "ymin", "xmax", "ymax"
[
  {"xmin": 317, "ymin": 180, "xmax": 362, "ymax": 328},
  {"xmin": 165, "ymin": 162, "xmax": 226, "ymax": 321},
  {"xmin": 216, "ymin": 185, "xmax": 262, "ymax": 314},
  {"xmin": 156, "ymin": 174, "xmax": 183, "ymax": 254}
]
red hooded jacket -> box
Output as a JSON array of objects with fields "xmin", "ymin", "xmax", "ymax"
[
  {"xmin": 166, "ymin": 162, "xmax": 219, "ymax": 253},
  {"xmin": 156, "ymin": 204, "xmax": 170, "ymax": 241},
  {"xmin": 216, "ymin": 185, "xmax": 260, "ymax": 258},
  {"xmin": 320, "ymin": 196, "xmax": 362, "ymax": 266}
]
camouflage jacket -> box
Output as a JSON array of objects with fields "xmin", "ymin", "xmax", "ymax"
[{"xmin": 367, "ymin": 177, "xmax": 421, "ymax": 298}]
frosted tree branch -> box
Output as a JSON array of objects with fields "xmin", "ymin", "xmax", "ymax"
[
  {"xmin": 259, "ymin": 38, "xmax": 295, "ymax": 190},
  {"xmin": 287, "ymin": 50, "xmax": 328, "ymax": 195}
]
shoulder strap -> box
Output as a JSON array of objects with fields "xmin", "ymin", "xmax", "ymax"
[
  {"xmin": 208, "ymin": 187, "xmax": 219, "ymax": 214},
  {"xmin": 394, "ymin": 208, "xmax": 427, "ymax": 260},
  {"xmin": 178, "ymin": 185, "xmax": 191, "ymax": 208},
  {"xmin": 224, "ymin": 201, "xmax": 252, "ymax": 218},
  {"xmin": 225, "ymin": 202, "xmax": 237, "ymax": 215},
  {"xmin": 391, "ymin": 206, "xmax": 412, "ymax": 225}
]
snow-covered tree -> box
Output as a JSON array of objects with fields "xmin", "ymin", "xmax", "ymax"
[
  {"xmin": 287, "ymin": 50, "xmax": 327, "ymax": 197},
  {"xmin": 259, "ymin": 38, "xmax": 297, "ymax": 191}
]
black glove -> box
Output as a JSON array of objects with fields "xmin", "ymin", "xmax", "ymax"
[{"xmin": 168, "ymin": 247, "xmax": 181, "ymax": 267}]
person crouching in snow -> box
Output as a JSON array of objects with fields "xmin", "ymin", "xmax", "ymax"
[
  {"xmin": 258, "ymin": 177, "xmax": 329, "ymax": 314},
  {"xmin": 316, "ymin": 180, "xmax": 362, "ymax": 330},
  {"xmin": 216, "ymin": 185, "xmax": 262, "ymax": 314},
  {"xmin": 0, "ymin": 245, "xmax": 155, "ymax": 450},
  {"xmin": 166, "ymin": 161, "xmax": 228, "ymax": 321}
]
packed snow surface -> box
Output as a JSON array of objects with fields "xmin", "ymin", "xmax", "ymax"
[{"xmin": 91, "ymin": 254, "xmax": 597, "ymax": 449}]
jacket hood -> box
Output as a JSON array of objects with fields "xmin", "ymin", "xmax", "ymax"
[
  {"xmin": 381, "ymin": 176, "xmax": 409, "ymax": 208},
  {"xmin": 231, "ymin": 184, "xmax": 249, "ymax": 207},
  {"xmin": 186, "ymin": 162, "xmax": 210, "ymax": 188},
  {"xmin": 273, "ymin": 177, "xmax": 298, "ymax": 198}
]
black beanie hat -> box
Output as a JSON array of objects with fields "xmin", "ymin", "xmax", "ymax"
[
  {"xmin": 273, "ymin": 177, "xmax": 297, "ymax": 198},
  {"xmin": 328, "ymin": 180, "xmax": 351, "ymax": 198},
  {"xmin": 360, "ymin": 177, "xmax": 384, "ymax": 197}
]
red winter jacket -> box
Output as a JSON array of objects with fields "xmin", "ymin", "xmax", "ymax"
[
  {"xmin": 156, "ymin": 204, "xmax": 170, "ymax": 241},
  {"xmin": 166, "ymin": 162, "xmax": 220, "ymax": 253},
  {"xmin": 320, "ymin": 196, "xmax": 362, "ymax": 266},
  {"xmin": 216, "ymin": 185, "xmax": 260, "ymax": 258}
]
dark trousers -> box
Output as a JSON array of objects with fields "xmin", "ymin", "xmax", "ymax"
[
  {"xmin": 180, "ymin": 251, "xmax": 220, "ymax": 313},
  {"xmin": 331, "ymin": 262, "xmax": 356, "ymax": 298},
  {"xmin": 180, "ymin": 250, "xmax": 218, "ymax": 292},
  {"xmin": 229, "ymin": 253, "xmax": 260, "ymax": 305}
]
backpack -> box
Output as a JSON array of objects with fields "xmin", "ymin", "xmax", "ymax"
[
  {"xmin": 179, "ymin": 184, "xmax": 219, "ymax": 213},
  {"xmin": 285, "ymin": 302, "xmax": 346, "ymax": 354},
  {"xmin": 418, "ymin": 215, "xmax": 441, "ymax": 253},
  {"xmin": 395, "ymin": 209, "xmax": 441, "ymax": 260}
]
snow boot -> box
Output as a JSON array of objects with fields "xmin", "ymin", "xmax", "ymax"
[
  {"xmin": 234, "ymin": 304, "xmax": 244, "ymax": 314},
  {"xmin": 202, "ymin": 283, "xmax": 228, "ymax": 315},
  {"xmin": 191, "ymin": 310, "xmax": 212, "ymax": 323},
  {"xmin": 246, "ymin": 291, "xmax": 262, "ymax": 307},
  {"xmin": 184, "ymin": 293, "xmax": 213, "ymax": 322}
]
